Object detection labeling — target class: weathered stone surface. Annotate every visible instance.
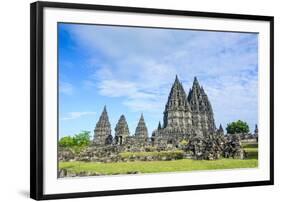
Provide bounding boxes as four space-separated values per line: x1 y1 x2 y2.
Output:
78 145 123 162
134 114 148 143
163 75 192 132
188 77 216 136
93 106 112 145
58 148 75 161
186 133 225 160
58 168 68 178
58 169 103 177
105 134 113 145
114 115 130 145
223 134 245 159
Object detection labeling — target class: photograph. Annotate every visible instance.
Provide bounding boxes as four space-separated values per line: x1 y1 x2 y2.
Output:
30 1 274 199
57 23 259 178
1 0 278 201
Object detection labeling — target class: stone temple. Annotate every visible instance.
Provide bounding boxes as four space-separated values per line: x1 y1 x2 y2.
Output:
152 76 216 146
93 106 112 145
93 76 221 148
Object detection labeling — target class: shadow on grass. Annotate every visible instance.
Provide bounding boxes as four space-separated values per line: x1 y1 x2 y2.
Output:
245 150 258 159
242 142 258 148
241 142 258 160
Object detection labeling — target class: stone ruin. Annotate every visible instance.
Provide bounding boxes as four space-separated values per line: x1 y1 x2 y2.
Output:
114 114 130 145
60 76 257 162
93 106 112 145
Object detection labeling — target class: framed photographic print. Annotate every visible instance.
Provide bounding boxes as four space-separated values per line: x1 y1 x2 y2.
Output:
30 1 274 200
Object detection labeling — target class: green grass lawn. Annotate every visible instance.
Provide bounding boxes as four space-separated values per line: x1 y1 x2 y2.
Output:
60 158 258 175
59 143 258 176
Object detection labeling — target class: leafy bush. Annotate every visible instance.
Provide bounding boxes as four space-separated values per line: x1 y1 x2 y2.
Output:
180 140 188 145
73 131 91 147
59 131 91 153
59 136 75 148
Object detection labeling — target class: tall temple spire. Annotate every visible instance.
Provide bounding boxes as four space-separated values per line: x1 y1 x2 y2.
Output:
188 77 201 111
188 77 216 136
166 75 186 110
93 105 112 145
101 105 108 119
163 75 191 129
135 113 148 139
140 113 144 121
97 106 109 126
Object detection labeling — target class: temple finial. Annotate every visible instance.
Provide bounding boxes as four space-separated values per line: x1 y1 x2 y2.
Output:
192 76 201 90
173 74 179 83
194 76 198 84
158 121 162 130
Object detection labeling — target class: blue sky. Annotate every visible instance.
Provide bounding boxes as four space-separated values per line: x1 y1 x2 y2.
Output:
58 23 258 138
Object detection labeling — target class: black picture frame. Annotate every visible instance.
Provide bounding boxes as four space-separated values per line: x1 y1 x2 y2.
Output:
30 1 274 200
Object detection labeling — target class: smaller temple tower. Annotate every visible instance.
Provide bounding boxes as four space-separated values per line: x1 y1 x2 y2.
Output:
93 106 112 145
134 114 148 142
157 121 162 130
217 124 224 136
254 124 258 136
114 115 130 145
254 124 258 141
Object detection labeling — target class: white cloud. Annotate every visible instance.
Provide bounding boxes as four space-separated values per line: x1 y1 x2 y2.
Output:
66 24 258 130
61 111 96 121
98 79 164 112
205 75 258 130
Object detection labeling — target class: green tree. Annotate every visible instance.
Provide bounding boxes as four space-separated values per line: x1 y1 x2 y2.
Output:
59 136 75 147
59 131 91 153
226 120 250 134
73 131 91 147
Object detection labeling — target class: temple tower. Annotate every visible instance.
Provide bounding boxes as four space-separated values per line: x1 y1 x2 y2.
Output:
163 75 192 132
114 114 130 145
93 106 112 145
217 124 224 136
254 124 258 138
188 77 216 136
135 114 148 141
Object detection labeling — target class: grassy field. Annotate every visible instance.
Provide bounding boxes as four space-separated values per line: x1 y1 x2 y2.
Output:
59 143 258 176
242 142 258 159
